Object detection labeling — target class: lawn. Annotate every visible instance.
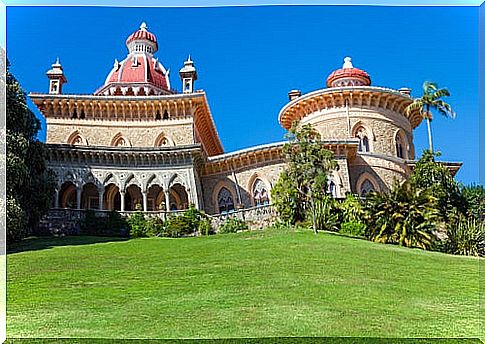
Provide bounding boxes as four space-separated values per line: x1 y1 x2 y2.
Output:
7 229 481 339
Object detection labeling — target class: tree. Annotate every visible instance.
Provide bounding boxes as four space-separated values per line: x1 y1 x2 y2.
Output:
405 81 455 153
410 150 465 222
7 59 56 241
273 123 337 234
364 181 439 250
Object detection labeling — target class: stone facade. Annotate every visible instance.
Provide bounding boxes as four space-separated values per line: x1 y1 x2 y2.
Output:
29 24 461 221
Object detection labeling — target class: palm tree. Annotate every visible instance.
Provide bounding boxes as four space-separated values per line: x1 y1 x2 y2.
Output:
405 81 455 153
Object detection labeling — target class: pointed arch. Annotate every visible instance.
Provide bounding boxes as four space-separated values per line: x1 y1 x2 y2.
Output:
111 132 131 147
67 130 88 146
212 180 237 214
352 121 374 153
247 173 272 207
356 172 380 196
154 132 175 147
394 129 408 159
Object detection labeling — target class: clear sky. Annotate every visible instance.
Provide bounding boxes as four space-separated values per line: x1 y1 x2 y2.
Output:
6 5 479 185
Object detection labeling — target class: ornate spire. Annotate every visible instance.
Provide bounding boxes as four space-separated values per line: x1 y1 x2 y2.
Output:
343 57 353 69
140 22 147 31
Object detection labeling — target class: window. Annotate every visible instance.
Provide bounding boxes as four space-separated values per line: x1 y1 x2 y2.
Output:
114 137 127 147
360 179 375 196
355 127 370 153
396 133 405 159
218 187 235 214
328 180 337 198
253 179 269 206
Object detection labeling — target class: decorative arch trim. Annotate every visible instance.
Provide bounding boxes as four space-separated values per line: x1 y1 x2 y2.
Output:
356 172 380 196
211 180 237 214
111 132 132 147
67 130 88 146
247 173 272 206
154 132 175 147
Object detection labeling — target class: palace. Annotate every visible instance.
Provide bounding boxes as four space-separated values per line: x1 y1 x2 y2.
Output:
30 23 461 216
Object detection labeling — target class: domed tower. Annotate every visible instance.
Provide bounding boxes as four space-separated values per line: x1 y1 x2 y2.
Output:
94 22 172 96
278 57 423 195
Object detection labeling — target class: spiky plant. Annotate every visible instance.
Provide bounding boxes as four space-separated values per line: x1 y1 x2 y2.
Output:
405 81 455 153
446 217 485 257
364 181 440 250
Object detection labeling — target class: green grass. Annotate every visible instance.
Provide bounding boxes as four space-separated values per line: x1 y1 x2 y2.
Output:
7 229 481 339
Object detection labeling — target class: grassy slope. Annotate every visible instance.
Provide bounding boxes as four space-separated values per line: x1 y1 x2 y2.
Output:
7 229 480 339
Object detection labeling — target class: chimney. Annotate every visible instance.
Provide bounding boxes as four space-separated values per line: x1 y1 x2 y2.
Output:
288 89 302 101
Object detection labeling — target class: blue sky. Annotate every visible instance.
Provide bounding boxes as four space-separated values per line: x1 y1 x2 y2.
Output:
6 5 479 184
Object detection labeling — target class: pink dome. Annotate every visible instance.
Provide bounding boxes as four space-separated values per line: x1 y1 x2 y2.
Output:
326 57 371 88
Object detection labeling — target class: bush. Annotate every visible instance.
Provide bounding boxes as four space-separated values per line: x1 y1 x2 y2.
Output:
340 221 366 237
218 217 248 234
78 210 129 237
445 217 485 257
127 210 148 238
310 196 339 232
198 218 215 236
145 216 165 237
339 193 365 223
7 196 27 242
163 215 194 238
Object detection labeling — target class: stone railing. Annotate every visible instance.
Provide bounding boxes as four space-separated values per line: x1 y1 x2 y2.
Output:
38 204 279 236
208 204 278 230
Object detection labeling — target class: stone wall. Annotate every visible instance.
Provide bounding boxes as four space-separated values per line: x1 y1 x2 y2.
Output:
46 118 195 147
201 160 286 214
300 107 415 159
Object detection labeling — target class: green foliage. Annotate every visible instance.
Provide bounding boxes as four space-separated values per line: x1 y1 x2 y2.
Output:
198 218 215 236
340 221 367 237
461 184 485 221
6 60 56 242
218 217 248 234
144 216 165 237
411 150 465 221
78 210 129 237
311 196 339 232
339 193 365 223
273 123 338 233
6 197 27 242
271 171 302 224
364 181 439 250
127 210 148 238
163 215 194 238
445 215 485 257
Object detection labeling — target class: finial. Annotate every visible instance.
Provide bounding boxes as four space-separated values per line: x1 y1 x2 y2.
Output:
55 57 60 65
140 22 147 31
343 57 353 69
113 58 119 69
187 54 192 62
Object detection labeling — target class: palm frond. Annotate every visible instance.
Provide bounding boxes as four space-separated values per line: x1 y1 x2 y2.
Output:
430 88 450 100
434 100 456 119
423 81 438 94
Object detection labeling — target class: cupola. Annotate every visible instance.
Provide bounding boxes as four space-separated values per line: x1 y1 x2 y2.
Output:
326 57 371 88
179 55 197 94
46 58 67 94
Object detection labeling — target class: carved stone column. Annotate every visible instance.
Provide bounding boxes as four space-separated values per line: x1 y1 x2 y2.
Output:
98 188 105 211
142 190 148 212
54 189 59 208
76 186 82 210
164 189 170 211
120 190 126 212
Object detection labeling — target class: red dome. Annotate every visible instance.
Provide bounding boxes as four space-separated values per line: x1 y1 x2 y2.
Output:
125 22 158 50
326 57 371 88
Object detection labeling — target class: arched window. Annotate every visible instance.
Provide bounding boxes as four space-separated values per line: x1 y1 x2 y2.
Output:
328 180 337 198
114 137 127 147
218 187 235 214
360 179 375 196
253 179 269 206
355 127 370 153
395 132 406 159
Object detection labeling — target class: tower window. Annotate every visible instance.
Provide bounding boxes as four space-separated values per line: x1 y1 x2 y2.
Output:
395 132 405 159
355 127 370 153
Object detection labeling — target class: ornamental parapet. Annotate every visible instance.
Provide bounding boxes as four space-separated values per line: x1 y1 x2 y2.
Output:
46 143 206 167
202 140 360 176
278 86 422 130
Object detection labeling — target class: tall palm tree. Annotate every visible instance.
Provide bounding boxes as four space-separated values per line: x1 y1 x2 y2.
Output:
405 81 455 153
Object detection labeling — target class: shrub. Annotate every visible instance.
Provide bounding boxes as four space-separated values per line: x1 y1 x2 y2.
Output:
127 210 148 238
145 216 165 237
363 181 439 250
105 211 129 236
339 193 365 223
163 215 194 238
7 196 27 242
310 196 339 232
445 217 485 257
198 218 215 236
218 217 248 234
340 221 366 237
